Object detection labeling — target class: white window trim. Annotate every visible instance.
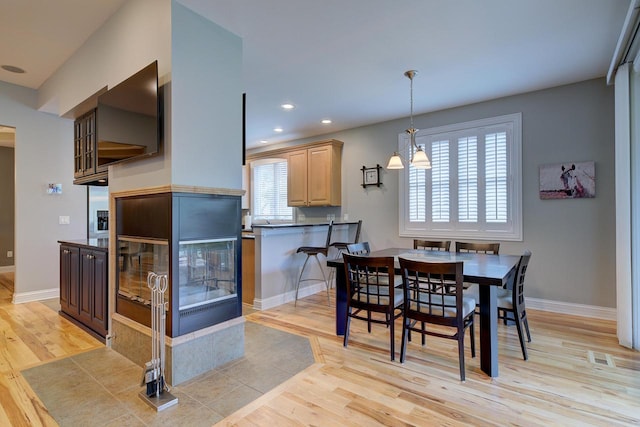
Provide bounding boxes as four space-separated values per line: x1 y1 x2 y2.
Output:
398 113 522 241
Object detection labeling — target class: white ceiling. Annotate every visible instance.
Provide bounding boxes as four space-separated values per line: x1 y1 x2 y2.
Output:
0 0 630 149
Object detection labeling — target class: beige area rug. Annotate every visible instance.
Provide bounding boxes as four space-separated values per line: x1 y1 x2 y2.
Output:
22 321 315 426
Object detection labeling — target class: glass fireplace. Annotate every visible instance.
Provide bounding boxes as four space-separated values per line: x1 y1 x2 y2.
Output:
178 238 237 310
118 236 169 305
115 191 242 337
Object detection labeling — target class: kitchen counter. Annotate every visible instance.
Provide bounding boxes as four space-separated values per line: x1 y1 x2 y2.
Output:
58 237 109 251
252 221 358 229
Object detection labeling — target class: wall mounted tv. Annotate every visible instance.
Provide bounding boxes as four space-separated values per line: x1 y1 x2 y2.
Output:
96 60 160 170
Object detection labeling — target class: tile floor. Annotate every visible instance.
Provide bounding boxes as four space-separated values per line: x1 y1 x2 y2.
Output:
22 320 314 426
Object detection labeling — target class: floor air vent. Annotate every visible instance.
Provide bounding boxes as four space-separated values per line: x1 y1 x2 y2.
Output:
587 350 615 367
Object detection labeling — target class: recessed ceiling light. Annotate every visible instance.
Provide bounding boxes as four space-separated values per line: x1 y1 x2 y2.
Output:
260 140 268 144
281 103 295 110
321 119 332 124
274 127 283 132
1 65 26 74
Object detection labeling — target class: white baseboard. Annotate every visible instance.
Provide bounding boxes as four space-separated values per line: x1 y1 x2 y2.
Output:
13 288 59 304
254 292 615 321
527 297 616 321
0 265 15 273
254 282 328 311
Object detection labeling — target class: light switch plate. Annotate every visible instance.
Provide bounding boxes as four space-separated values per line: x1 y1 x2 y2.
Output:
59 216 70 225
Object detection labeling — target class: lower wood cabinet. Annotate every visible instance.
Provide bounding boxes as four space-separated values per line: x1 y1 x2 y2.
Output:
60 243 108 339
241 237 255 305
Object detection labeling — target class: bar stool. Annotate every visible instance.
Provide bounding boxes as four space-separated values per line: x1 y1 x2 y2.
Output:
294 221 333 306
328 220 362 287
330 219 362 255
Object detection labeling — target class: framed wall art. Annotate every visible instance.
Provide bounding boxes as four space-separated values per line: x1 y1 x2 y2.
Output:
539 161 595 199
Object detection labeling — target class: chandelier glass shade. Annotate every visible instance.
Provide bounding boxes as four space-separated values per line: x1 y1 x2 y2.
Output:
386 70 431 170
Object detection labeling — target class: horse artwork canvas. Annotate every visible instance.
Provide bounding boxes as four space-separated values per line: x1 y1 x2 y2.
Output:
539 161 595 199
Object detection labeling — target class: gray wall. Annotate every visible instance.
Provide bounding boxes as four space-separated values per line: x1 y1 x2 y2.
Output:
0 80 87 296
0 147 14 267
250 78 615 308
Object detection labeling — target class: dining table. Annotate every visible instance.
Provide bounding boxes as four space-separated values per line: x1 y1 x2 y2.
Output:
326 247 521 378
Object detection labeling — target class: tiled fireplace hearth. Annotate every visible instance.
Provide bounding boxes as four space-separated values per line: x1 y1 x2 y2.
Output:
109 186 244 385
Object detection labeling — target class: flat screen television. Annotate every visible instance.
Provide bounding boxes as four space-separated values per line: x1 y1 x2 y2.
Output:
96 61 160 170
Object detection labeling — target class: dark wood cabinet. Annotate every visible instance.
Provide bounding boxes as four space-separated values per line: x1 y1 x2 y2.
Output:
59 242 108 340
74 110 96 178
73 109 107 185
60 245 80 316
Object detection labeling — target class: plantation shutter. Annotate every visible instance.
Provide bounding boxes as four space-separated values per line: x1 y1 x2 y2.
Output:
485 132 508 223
458 136 478 223
431 139 450 222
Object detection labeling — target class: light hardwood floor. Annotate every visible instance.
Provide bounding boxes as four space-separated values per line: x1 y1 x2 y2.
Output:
221 292 640 426
0 272 102 426
1 271 639 426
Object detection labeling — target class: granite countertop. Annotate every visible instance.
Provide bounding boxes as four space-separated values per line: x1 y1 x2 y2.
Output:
58 238 109 250
251 221 358 229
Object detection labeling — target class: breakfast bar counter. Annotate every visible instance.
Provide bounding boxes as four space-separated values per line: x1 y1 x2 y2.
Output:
248 221 359 310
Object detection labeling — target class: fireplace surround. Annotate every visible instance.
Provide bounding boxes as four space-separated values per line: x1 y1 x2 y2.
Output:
110 187 244 385
115 191 242 337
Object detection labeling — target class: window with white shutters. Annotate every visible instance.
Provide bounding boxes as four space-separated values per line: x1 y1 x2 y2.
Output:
251 159 293 222
398 113 522 241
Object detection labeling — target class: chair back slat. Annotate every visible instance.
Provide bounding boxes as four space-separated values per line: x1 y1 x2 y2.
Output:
413 239 451 251
455 241 500 255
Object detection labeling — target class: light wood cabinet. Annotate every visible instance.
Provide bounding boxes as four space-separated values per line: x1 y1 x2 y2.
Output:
241 237 255 305
287 140 343 206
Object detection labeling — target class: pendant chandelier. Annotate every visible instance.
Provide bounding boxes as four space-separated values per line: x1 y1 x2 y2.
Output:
387 70 431 170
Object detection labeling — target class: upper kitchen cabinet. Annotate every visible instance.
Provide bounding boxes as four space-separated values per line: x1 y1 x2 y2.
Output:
66 87 109 186
287 140 343 207
74 110 99 180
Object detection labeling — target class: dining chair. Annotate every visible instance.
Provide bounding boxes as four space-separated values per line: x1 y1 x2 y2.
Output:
413 239 451 251
398 257 476 381
345 241 370 255
455 241 500 254
342 253 403 360
498 250 532 360
456 241 500 293
294 221 333 306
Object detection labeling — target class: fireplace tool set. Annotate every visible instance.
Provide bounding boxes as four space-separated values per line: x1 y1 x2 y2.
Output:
139 271 178 410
